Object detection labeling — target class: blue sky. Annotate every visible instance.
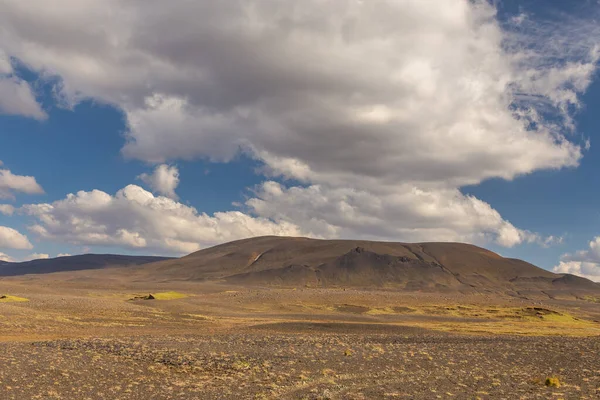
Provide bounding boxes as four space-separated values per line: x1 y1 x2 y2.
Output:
2 0 600 281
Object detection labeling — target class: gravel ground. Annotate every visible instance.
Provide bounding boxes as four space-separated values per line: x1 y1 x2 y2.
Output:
0 330 598 399
1 282 599 399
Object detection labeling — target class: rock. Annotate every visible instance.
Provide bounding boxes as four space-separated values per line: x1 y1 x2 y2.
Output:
129 294 155 301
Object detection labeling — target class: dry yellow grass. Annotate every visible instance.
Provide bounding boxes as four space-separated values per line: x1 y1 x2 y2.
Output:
152 291 188 300
0 295 29 303
545 377 561 388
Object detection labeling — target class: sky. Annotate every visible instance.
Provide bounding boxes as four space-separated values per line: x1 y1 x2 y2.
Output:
2 0 600 282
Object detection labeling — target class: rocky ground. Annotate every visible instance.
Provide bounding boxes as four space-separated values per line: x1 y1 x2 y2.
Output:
1 278 600 399
0 330 598 399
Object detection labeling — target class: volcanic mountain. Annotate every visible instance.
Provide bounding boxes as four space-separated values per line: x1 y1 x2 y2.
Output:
129 236 600 297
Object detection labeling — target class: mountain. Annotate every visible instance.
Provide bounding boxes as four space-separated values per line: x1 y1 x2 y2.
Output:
3 236 598 297
132 236 600 296
0 254 173 277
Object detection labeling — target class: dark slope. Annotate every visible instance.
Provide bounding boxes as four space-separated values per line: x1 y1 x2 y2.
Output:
0 254 173 277
134 236 600 296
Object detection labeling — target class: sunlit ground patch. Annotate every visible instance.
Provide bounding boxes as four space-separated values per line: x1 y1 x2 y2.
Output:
0 295 29 303
151 291 188 300
127 291 189 301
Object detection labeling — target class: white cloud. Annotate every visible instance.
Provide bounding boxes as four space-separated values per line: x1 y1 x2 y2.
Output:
0 226 33 250
0 252 15 262
138 164 180 200
553 261 600 283
56 253 71 257
21 184 308 254
542 235 565 247
25 253 49 261
0 204 15 215
0 252 14 262
553 237 600 282
1 1 599 247
247 181 543 247
0 163 45 200
561 236 600 264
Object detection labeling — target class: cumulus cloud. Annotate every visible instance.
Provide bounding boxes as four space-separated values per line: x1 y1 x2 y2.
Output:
560 236 600 264
0 204 15 215
1 1 599 247
247 181 539 247
21 185 308 254
0 163 45 200
0 226 33 250
25 253 49 261
553 261 600 283
138 164 180 200
553 237 600 282
0 252 15 262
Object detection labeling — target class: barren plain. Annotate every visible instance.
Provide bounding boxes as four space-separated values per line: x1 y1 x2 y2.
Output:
1 236 600 399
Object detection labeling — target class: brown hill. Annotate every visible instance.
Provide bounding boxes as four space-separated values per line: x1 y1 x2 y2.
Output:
133 236 600 296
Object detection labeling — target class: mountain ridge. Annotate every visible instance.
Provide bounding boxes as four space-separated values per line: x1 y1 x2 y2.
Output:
0 254 173 277
2 236 598 298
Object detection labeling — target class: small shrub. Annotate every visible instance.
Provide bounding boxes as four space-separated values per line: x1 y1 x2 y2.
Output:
545 377 561 388
232 360 251 370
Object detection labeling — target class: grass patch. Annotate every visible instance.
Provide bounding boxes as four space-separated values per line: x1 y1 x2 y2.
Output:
232 360 251 370
0 295 29 303
582 296 600 304
545 377 561 388
292 303 336 312
183 313 213 321
366 307 396 315
152 291 188 300
128 291 188 301
335 304 369 314
383 304 600 336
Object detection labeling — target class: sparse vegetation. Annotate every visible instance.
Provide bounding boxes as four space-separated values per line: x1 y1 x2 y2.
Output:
232 359 251 370
128 291 188 301
545 376 561 388
0 295 29 302
0 334 595 399
583 295 600 303
152 291 188 300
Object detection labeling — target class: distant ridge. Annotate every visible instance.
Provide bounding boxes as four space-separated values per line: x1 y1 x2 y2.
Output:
0 254 173 277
